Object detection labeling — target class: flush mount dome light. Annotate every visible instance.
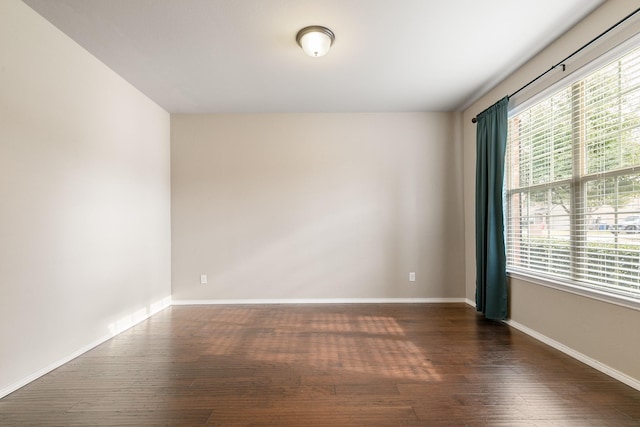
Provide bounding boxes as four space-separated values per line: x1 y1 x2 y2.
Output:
296 25 335 57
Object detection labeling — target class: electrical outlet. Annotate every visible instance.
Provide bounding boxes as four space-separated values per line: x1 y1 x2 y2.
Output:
200 274 208 285
409 272 416 282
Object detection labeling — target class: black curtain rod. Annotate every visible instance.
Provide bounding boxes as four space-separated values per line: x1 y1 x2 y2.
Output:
471 7 640 124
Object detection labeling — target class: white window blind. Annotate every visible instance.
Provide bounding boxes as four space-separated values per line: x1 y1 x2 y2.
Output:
506 42 640 302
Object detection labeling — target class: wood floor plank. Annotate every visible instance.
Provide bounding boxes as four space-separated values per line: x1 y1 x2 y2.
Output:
1 303 639 426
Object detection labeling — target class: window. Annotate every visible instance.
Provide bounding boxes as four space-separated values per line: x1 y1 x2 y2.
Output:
506 41 640 303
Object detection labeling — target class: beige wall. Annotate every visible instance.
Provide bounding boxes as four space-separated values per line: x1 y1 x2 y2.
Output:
171 113 464 301
510 278 640 381
0 0 171 396
462 1 640 383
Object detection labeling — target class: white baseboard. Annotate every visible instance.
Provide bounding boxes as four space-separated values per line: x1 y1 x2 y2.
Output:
0 296 172 400
465 298 476 307
171 298 467 305
505 319 640 392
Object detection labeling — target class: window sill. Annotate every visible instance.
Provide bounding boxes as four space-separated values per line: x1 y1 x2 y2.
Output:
507 269 640 312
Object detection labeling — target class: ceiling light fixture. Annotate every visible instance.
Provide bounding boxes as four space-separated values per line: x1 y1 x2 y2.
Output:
296 26 335 57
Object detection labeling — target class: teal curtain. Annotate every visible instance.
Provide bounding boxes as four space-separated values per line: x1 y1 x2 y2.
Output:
475 97 509 320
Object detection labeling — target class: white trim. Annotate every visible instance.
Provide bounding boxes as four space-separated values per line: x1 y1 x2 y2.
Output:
509 22 640 114
0 296 172 399
465 298 476 308
508 270 640 312
171 298 467 305
505 319 640 392
0 336 114 400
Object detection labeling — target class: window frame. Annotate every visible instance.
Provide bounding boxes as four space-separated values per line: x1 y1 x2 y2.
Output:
505 33 640 312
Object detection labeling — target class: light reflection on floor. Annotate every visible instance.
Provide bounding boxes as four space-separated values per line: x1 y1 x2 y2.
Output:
202 308 441 381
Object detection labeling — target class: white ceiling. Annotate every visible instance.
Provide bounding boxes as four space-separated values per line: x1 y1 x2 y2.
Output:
23 0 604 113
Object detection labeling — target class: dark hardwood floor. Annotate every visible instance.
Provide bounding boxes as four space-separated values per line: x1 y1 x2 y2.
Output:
1 303 639 426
